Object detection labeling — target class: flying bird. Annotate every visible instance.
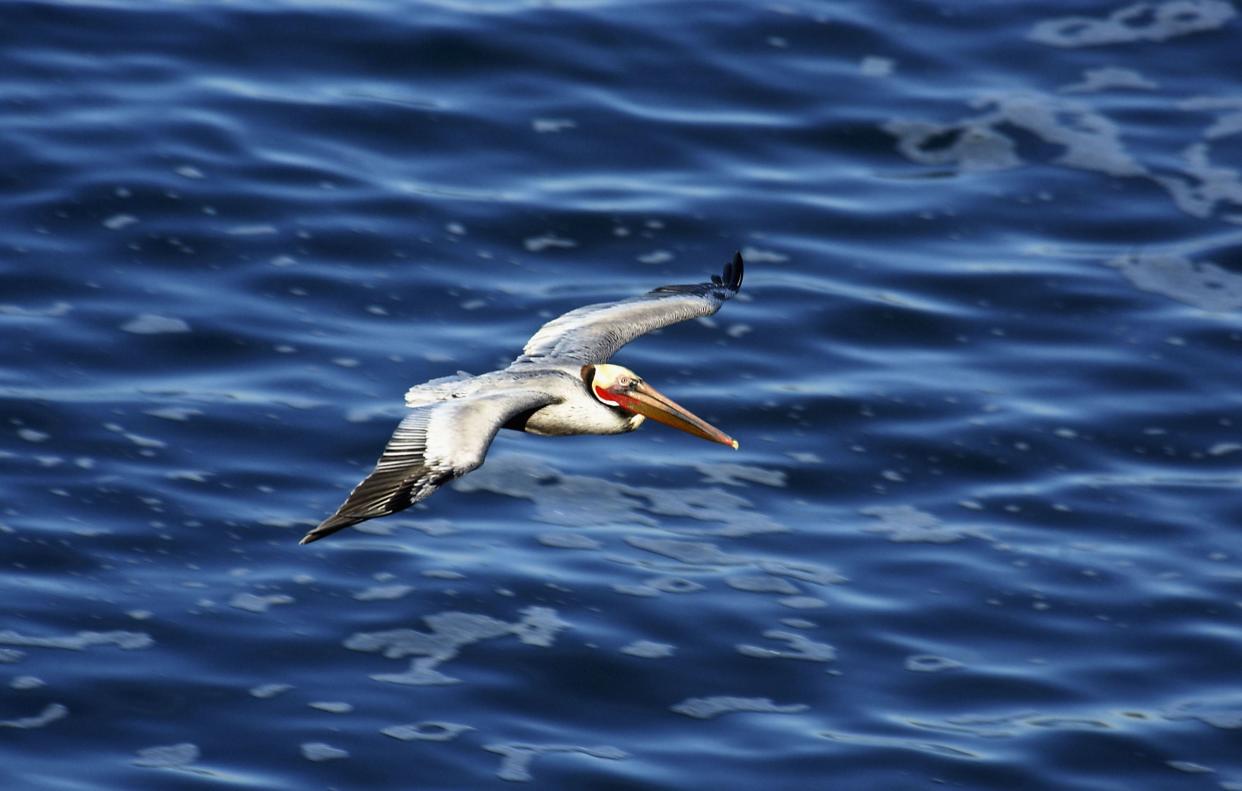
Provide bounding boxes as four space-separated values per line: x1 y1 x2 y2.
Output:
300 252 745 545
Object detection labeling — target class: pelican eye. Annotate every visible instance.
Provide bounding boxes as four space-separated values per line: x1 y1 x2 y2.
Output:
616 375 633 388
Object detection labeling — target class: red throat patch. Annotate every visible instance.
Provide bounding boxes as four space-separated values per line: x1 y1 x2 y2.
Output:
594 384 628 409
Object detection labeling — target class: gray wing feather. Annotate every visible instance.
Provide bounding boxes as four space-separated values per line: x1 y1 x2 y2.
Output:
516 252 744 365
301 389 557 544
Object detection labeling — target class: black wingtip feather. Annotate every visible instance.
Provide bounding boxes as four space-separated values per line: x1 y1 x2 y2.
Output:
299 515 359 544
723 251 743 292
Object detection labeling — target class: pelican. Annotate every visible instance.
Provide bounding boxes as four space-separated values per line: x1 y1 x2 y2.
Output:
300 252 745 545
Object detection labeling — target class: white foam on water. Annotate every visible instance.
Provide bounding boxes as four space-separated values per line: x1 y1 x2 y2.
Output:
621 537 843 603
143 407 203 422
103 214 138 230
354 518 457 537
725 575 799 595
989 93 1145 176
736 630 836 662
636 486 784 537
523 233 578 252
884 119 1020 172
248 683 293 699
861 505 986 543
1180 97 1242 139
1030 1 1235 47
0 301 72 317
483 743 627 783
10 675 45 689
133 743 199 768
1059 67 1158 94
166 470 211 483
1208 442 1242 457
1167 760 1214 774
121 314 191 335
619 640 676 658
123 431 165 449
536 532 603 549
456 454 783 536
860 56 895 77
637 249 673 264
225 224 278 236
1155 142 1242 220
887 92 1143 176
0 703 68 730
888 59 1242 224
1162 697 1242 729
778 596 828 609
300 742 349 762
909 85 1242 223
0 630 153 651
532 118 577 133
693 463 787 488
308 701 354 713
228 593 295 613
739 245 788 263
1108 251 1242 311
759 560 846 585
345 607 568 686
671 696 809 720
353 584 416 601
612 583 660 598
780 618 818 629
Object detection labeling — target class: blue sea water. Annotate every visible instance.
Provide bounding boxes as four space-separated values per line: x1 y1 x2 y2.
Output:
3 0 1242 788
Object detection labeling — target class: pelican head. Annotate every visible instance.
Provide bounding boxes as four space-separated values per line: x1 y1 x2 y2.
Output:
581 363 738 449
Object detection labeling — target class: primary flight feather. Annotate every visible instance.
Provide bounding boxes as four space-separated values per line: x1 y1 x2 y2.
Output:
301 252 745 545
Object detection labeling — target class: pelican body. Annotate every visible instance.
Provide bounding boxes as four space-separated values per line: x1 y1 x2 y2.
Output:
301 253 745 544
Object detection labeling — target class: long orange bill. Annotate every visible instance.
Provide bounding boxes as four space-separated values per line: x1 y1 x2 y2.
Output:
621 381 738 449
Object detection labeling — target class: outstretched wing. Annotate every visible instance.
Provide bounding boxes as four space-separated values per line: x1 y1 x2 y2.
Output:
516 252 744 365
301 389 557 544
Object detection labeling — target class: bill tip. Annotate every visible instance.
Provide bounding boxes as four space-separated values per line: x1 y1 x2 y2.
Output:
731 439 739 450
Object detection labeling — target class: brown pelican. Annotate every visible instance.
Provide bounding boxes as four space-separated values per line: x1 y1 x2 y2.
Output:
300 252 745 545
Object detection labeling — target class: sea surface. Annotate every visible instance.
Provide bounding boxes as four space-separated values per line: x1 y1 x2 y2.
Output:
3 1 1242 788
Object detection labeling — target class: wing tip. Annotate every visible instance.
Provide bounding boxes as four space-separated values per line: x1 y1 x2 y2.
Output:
298 514 358 545
724 250 743 292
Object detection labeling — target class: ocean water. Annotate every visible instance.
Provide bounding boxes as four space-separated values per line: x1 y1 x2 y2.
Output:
3 0 1242 788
